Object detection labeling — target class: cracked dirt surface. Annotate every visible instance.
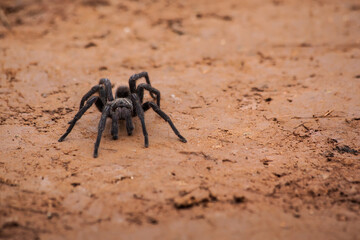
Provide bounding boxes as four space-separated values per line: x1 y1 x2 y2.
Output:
0 0 359 239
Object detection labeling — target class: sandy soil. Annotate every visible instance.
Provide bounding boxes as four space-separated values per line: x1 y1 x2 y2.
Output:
0 0 359 239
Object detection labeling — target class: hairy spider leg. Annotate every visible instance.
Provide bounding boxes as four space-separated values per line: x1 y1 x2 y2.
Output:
142 101 187 143
93 105 110 158
58 96 99 142
124 108 134 136
79 79 113 110
137 83 161 107
99 78 114 102
69 87 105 125
79 85 101 109
131 94 149 147
79 85 107 110
110 108 120 140
129 71 156 99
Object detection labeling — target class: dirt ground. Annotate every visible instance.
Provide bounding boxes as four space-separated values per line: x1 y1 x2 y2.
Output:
0 0 359 239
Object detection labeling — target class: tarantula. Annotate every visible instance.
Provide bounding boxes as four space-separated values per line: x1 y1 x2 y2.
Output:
58 72 187 158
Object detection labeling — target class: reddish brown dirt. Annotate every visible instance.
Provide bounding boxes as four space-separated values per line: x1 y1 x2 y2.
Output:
1 0 360 239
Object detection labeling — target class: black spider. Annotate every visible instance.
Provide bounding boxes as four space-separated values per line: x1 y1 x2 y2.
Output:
58 72 187 158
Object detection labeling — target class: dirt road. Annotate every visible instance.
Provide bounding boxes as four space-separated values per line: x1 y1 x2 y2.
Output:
0 0 359 239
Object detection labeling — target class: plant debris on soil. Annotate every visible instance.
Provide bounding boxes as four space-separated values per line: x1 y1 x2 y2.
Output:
0 0 359 239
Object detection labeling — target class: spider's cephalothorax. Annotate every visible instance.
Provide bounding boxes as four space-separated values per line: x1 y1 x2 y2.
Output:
58 72 187 158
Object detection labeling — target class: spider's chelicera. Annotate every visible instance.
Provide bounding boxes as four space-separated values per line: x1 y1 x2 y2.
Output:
58 72 187 158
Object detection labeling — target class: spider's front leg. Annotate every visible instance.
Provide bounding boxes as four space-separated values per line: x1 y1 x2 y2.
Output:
79 85 104 110
93 105 110 158
79 78 114 110
99 78 114 102
58 96 99 142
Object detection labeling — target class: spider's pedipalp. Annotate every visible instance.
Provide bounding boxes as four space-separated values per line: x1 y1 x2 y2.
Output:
111 108 120 140
124 108 134 136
